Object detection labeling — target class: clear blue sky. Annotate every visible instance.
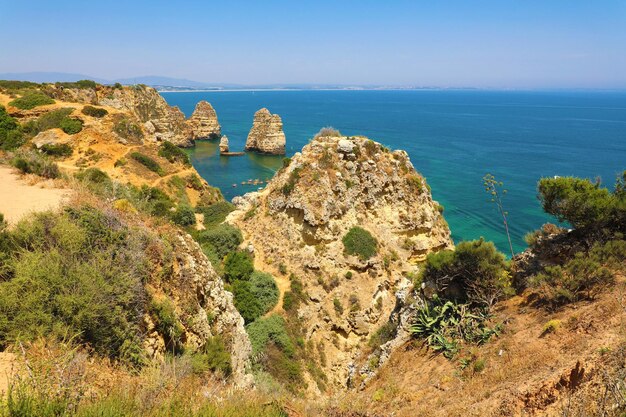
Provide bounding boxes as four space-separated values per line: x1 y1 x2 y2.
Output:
1 0 625 88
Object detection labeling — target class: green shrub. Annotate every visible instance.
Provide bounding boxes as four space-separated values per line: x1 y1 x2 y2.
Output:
232 280 264 324
283 274 305 312
132 185 174 217
333 298 344 315
246 314 295 356
195 223 242 260
420 239 511 308
114 118 143 140
0 80 40 91
55 80 98 89
537 174 625 231
0 105 25 150
59 117 83 134
343 226 378 260
11 151 60 179
150 298 184 352
158 141 190 166
250 272 279 314
75 167 110 185
530 241 619 308
22 108 74 137
0 207 150 366
223 251 254 283
40 143 73 157
196 201 235 229
170 204 196 227
9 91 54 109
130 152 164 176
81 105 108 118
190 336 232 377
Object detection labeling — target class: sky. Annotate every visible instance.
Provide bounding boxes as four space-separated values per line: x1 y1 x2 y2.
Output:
1 0 626 88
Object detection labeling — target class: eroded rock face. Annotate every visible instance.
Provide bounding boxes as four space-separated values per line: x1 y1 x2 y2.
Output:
98 85 194 147
244 108 286 154
219 135 230 154
145 231 253 387
230 134 452 389
188 101 221 139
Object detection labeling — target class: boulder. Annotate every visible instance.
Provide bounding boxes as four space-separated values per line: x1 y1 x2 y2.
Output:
188 101 221 139
219 135 230 154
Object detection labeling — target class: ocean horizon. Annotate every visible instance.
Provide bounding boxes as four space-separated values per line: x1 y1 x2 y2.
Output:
161 89 626 255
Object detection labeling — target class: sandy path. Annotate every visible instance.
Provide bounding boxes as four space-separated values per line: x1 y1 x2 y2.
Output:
0 166 70 226
0 352 16 396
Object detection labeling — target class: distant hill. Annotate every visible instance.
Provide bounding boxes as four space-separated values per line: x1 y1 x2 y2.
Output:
0 71 110 84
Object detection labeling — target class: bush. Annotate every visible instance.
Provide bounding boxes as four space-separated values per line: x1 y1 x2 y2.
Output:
250 272 279 314
529 241 619 308
40 143 73 157
368 322 397 348
11 151 60 179
343 226 378 260
0 105 24 150
537 174 623 230
9 91 54 109
420 239 511 308
195 223 242 259
55 80 98 89
232 280 264 324
197 201 235 229
114 118 143 141
314 126 341 139
75 167 110 185
158 141 190 166
59 117 83 134
132 185 174 217
0 207 150 365
223 251 254 283
81 105 108 118
22 108 74 137
170 204 196 227
282 274 305 312
281 167 301 195
150 298 184 352
190 336 232 377
130 152 165 176
246 314 295 356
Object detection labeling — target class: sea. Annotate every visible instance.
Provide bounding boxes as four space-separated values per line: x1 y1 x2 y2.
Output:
161 90 626 255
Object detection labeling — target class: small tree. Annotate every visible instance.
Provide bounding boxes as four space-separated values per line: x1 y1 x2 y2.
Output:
483 174 514 258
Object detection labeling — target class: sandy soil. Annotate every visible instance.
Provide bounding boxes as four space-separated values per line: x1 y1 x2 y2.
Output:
0 166 70 226
0 352 15 396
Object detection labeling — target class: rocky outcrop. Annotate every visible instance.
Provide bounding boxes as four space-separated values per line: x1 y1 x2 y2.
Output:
31 129 70 149
244 108 286 154
219 135 230 154
229 134 452 388
146 231 253 387
188 101 221 139
98 85 194 147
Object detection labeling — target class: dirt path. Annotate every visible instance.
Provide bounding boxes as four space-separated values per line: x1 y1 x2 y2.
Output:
0 166 70 226
0 352 16 396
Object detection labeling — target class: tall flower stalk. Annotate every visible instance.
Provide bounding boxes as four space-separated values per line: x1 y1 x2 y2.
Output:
483 174 514 258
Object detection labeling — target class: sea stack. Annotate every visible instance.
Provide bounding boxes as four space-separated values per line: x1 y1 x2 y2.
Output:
244 108 286 155
188 101 221 139
219 135 230 154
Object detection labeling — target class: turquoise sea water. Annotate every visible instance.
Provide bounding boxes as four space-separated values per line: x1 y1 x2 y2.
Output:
161 90 626 254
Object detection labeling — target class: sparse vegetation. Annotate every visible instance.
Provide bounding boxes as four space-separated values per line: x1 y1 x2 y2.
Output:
196 201 235 229
130 152 165 176
343 226 378 260
314 126 341 139
40 143 73 157
158 140 191 166
114 118 144 140
281 167 302 195
11 150 60 179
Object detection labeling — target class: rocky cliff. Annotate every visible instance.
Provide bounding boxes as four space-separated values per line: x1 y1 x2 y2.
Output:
145 230 253 387
244 108 286 154
219 135 230 154
229 134 452 388
188 101 221 140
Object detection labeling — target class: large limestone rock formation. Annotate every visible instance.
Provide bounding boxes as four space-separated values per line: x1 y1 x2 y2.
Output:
98 85 194 147
229 134 452 389
244 108 286 154
188 101 221 139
